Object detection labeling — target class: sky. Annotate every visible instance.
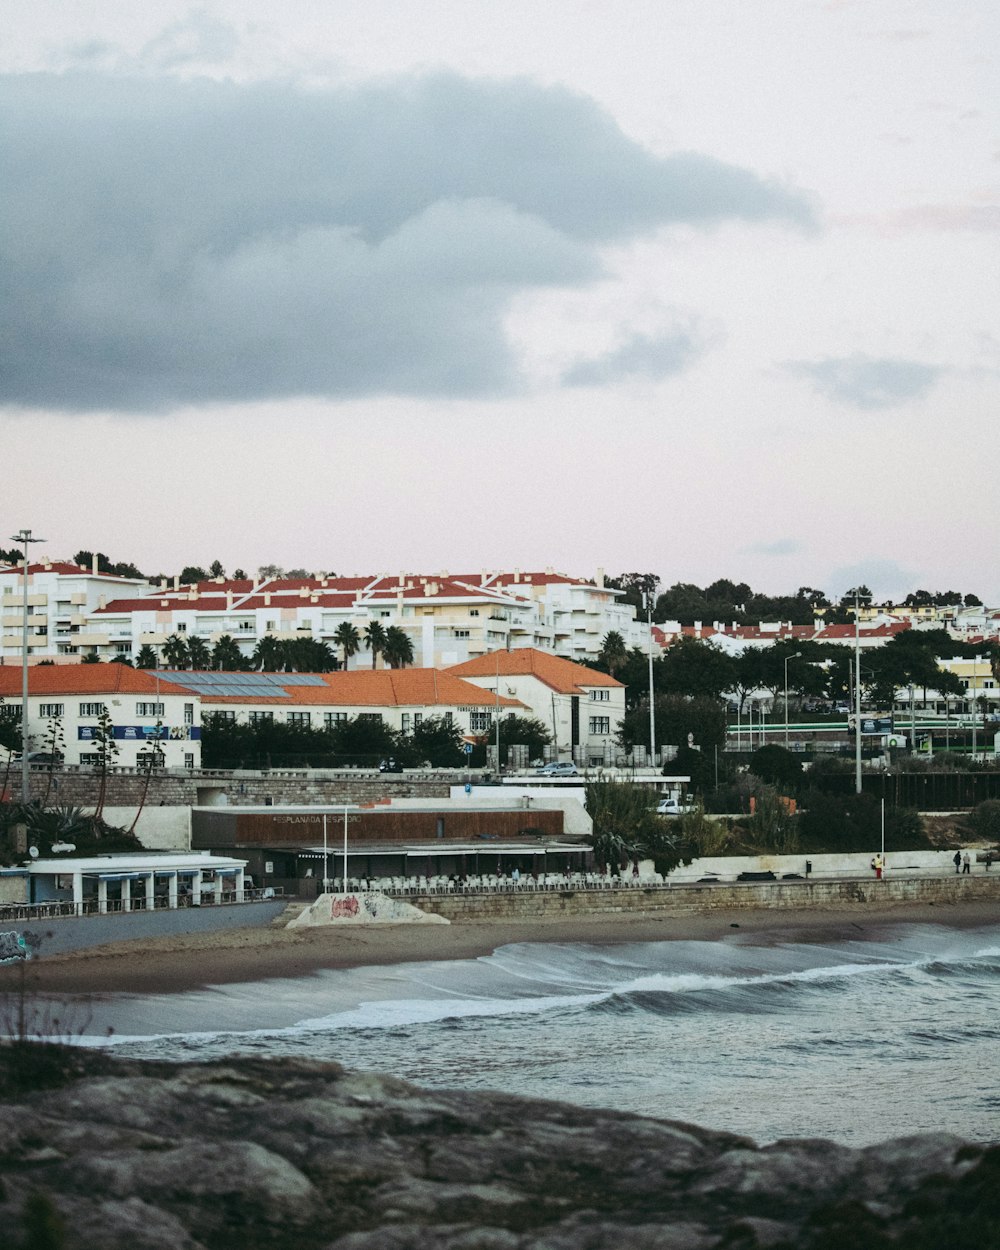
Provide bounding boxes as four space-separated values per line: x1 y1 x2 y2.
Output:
3 1 998 603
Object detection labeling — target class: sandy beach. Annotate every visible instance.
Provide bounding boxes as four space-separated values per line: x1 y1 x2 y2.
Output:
2 896 997 998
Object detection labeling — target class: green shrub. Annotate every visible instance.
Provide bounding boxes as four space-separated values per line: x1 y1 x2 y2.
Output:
966 800 1000 842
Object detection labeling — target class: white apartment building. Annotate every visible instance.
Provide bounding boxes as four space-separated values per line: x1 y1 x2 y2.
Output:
448 648 626 767
75 569 645 667
0 558 147 664
0 664 201 770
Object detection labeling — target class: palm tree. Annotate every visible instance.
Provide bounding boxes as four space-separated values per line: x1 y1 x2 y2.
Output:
186 636 211 670
383 625 415 669
334 622 361 671
252 635 285 671
364 620 387 669
161 634 189 669
212 634 246 671
135 644 158 669
598 630 628 677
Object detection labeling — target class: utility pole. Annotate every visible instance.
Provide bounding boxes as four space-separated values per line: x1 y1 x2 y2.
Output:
854 590 862 795
644 592 656 770
11 529 45 805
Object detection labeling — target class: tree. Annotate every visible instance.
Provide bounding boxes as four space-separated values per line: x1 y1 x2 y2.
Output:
179 566 207 584
252 635 284 671
38 716 65 807
92 709 120 821
109 654 134 666
364 620 387 669
383 625 414 668
617 694 727 754
162 634 189 669
584 778 685 877
233 568 247 580
605 572 660 614
597 630 629 677
81 653 102 664
408 716 466 766
258 564 284 580
135 644 158 669
211 635 246 671
73 550 144 578
208 559 225 578
281 636 338 672
334 622 361 671
186 636 212 670
659 637 737 700
329 715 401 765
748 744 804 791
477 715 551 767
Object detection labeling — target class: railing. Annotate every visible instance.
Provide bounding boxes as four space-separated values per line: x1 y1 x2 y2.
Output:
0 887 284 924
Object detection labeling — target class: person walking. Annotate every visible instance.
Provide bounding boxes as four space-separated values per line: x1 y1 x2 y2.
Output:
873 853 884 881
953 850 962 874
962 851 971 875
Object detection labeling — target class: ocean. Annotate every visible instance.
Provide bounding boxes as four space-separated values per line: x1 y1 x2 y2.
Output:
76 921 1000 1147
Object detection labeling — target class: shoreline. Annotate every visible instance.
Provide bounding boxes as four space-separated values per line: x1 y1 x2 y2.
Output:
2 896 997 998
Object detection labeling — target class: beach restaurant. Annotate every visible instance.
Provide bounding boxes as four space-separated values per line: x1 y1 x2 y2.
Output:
0 851 249 914
191 803 589 894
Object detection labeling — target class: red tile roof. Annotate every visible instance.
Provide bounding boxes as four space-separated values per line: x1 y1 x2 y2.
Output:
0 665 190 697
447 648 621 694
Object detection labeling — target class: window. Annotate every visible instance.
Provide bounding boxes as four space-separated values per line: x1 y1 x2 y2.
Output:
324 712 348 727
470 710 492 734
39 703 64 718
454 629 470 638
401 713 411 732
589 689 610 702
117 642 132 654
176 623 187 632
589 717 611 735
79 702 106 717
249 711 273 724
358 712 383 722
78 753 101 766
469 609 480 617
184 752 194 769
288 711 311 726
413 713 423 727
238 620 254 631
443 712 453 726
211 710 236 723
183 703 194 725
380 610 391 618
136 702 165 717
0 703 21 720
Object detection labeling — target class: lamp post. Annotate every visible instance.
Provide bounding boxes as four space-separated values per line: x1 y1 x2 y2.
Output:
644 592 656 769
853 591 863 795
11 529 45 805
783 651 801 750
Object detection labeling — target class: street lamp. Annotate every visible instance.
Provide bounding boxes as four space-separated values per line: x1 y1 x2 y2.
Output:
643 592 656 769
783 652 801 750
10 529 45 805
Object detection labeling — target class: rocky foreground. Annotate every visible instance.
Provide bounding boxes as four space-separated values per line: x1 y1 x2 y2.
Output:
0 1050 997 1250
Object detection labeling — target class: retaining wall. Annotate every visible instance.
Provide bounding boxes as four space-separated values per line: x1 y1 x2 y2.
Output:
413 874 1000 921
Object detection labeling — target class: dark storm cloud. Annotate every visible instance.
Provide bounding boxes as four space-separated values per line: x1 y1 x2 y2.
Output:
785 354 943 409
1 71 811 411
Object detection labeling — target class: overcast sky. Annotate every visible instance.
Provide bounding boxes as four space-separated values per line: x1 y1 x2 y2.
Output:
4 1 998 602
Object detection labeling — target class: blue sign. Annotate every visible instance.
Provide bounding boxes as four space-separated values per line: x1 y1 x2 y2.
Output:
464 743 474 755
78 724 200 741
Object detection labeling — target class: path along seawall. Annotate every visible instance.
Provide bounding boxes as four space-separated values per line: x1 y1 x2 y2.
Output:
410 873 1000 921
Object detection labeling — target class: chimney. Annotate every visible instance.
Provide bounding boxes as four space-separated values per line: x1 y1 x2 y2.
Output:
694 620 702 638
173 576 180 591
92 554 99 576
596 567 605 588
226 590 234 610
98 594 106 609
513 569 520 583
160 577 167 590
264 593 271 606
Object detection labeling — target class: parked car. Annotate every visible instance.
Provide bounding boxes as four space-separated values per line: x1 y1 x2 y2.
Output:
535 762 579 776
657 796 697 816
12 751 65 766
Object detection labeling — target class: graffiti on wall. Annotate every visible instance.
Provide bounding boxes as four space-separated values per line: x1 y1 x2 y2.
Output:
331 895 360 919
0 930 29 963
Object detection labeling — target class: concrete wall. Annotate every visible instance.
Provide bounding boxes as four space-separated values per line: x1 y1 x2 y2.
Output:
101 806 191 851
444 788 591 836
415 874 1000 921
6 899 289 958
667 848 976 884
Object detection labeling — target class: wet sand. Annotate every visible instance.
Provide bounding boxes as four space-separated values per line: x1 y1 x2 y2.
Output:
2 897 997 998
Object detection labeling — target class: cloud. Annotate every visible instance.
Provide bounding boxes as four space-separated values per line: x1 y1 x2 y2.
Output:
0 71 811 412
740 539 802 557
784 354 943 409
562 329 701 386
827 560 919 603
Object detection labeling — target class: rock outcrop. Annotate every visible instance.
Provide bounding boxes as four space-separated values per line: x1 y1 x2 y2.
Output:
0 1051 997 1249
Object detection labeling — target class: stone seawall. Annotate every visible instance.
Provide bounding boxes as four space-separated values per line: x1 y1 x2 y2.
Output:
17 770 453 809
414 873 1000 921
